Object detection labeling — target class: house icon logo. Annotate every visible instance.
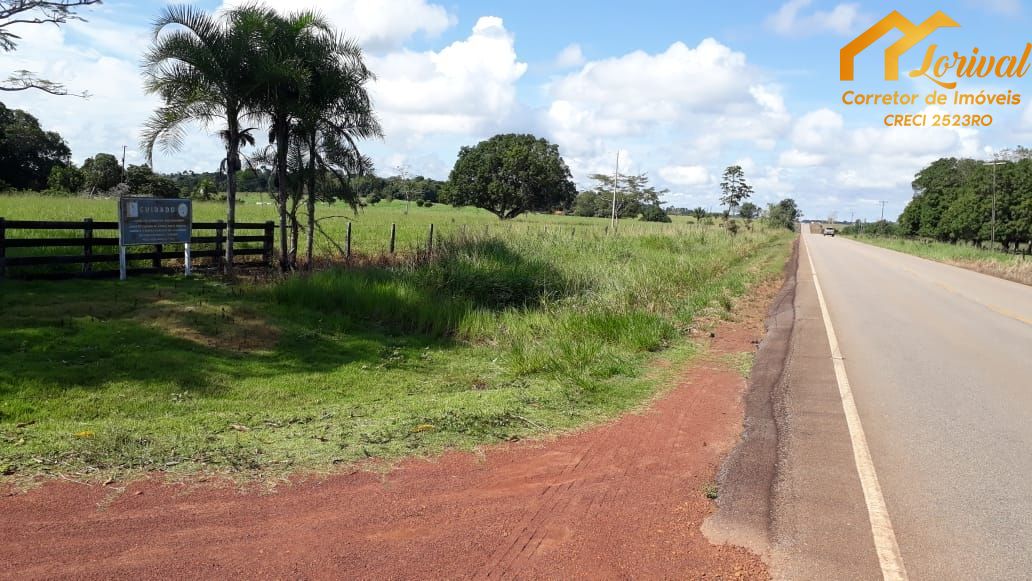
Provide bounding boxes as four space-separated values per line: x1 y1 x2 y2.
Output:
840 11 959 82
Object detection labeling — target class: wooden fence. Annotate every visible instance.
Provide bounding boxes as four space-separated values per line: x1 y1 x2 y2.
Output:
0 218 274 280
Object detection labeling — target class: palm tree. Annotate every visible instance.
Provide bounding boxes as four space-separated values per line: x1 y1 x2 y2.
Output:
249 10 335 272
217 126 257 196
251 117 376 269
294 32 382 269
141 4 270 272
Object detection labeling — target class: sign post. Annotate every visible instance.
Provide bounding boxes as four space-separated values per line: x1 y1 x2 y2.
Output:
117 198 193 280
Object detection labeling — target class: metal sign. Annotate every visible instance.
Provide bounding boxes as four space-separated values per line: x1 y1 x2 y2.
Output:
117 198 193 280
118 198 192 246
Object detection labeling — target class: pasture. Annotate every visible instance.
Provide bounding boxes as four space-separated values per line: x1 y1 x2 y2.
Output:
0 195 792 482
0 194 692 261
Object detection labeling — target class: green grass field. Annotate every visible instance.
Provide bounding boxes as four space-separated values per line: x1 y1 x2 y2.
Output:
846 235 1031 286
0 193 704 260
0 194 792 483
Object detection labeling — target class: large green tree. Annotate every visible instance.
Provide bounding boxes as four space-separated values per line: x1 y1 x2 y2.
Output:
142 4 271 272
738 201 760 220
590 172 668 220
47 163 83 193
448 134 576 220
81 152 120 191
766 198 801 231
899 152 1032 250
0 102 70 189
939 190 989 244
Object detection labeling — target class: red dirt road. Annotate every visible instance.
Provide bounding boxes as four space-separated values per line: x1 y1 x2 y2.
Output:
1 295 775 580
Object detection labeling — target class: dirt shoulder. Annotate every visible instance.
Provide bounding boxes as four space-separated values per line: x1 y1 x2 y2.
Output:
0 277 789 580
703 238 798 559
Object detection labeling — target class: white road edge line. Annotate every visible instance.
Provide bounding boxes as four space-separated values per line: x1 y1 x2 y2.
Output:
804 235 909 581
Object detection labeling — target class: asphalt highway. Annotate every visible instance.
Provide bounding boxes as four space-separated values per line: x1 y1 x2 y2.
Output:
777 232 1032 580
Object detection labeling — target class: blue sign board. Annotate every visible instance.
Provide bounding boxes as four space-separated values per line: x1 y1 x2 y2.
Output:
118 198 192 246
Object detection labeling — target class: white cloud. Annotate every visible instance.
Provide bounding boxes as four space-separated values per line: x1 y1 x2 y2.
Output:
550 39 753 119
791 108 845 150
368 16 528 139
218 0 455 52
774 105 983 217
543 38 790 165
767 0 864 37
555 43 586 68
659 165 712 186
779 149 826 167
735 157 757 174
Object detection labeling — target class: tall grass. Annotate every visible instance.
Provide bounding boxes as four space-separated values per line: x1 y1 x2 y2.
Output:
273 226 783 391
0 193 792 481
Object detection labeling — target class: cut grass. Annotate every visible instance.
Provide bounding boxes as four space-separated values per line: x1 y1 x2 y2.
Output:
846 235 1032 286
0 198 792 484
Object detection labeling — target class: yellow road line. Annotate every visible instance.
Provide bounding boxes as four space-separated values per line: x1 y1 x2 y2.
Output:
849 240 1031 327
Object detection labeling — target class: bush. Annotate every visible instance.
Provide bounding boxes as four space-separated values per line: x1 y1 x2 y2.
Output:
423 201 434 208
640 205 671 223
47 165 84 194
415 199 425 207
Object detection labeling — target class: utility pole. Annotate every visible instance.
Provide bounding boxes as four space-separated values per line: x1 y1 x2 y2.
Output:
121 145 127 180
991 158 998 250
879 200 887 221
983 157 1005 250
610 150 620 232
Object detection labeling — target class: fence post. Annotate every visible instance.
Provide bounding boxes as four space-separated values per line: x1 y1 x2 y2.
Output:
214 220 225 270
389 223 397 254
263 221 274 268
427 223 434 257
345 222 352 260
0 217 6 280
83 218 93 275
153 244 163 270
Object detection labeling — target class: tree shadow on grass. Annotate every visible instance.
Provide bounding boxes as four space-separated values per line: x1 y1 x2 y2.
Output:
271 237 578 338
0 237 572 401
0 280 416 398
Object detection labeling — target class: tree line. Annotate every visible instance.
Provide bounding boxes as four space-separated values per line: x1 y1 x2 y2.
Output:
573 173 672 222
897 150 1032 251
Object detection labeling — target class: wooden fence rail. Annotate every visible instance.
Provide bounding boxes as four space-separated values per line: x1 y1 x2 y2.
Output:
0 218 274 280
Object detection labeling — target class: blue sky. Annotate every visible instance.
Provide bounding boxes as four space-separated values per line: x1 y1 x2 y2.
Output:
4 0 1031 220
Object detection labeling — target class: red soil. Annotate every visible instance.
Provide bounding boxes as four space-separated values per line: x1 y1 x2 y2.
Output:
0 291 775 580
